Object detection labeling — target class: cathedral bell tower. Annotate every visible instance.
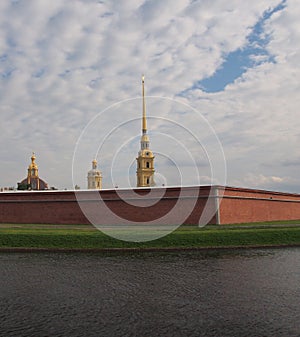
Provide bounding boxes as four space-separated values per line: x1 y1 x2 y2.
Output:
27 152 40 190
136 75 155 187
87 159 102 189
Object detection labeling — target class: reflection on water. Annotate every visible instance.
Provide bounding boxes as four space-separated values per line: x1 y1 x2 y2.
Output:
0 248 299 337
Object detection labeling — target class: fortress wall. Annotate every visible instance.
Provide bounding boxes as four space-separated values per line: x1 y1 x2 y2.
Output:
219 186 300 224
221 186 300 201
0 191 88 225
1 185 299 226
0 186 217 226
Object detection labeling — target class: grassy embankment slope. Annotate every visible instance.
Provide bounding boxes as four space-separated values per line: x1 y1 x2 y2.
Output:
0 221 300 250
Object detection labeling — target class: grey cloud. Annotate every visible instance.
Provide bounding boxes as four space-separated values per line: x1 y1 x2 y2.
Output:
0 0 299 192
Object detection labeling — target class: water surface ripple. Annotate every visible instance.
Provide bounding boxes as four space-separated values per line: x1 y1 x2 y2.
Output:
0 248 299 337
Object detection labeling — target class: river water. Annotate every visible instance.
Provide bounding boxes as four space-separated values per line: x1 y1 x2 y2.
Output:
0 248 299 337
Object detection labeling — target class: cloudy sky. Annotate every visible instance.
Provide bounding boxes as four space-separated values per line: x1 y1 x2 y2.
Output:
1 0 299 192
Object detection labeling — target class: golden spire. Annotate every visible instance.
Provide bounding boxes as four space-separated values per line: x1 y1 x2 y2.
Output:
137 75 155 187
142 74 147 134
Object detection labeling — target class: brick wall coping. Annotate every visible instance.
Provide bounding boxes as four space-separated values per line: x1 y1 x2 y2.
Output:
1 185 299 200
218 185 300 198
220 195 300 203
0 185 213 194
0 185 216 203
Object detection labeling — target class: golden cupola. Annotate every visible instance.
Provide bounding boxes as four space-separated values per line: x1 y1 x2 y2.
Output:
17 153 48 190
28 152 39 178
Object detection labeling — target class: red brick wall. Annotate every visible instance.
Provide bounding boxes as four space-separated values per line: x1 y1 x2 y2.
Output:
2 186 299 226
0 191 88 225
221 186 300 201
0 186 217 226
219 186 300 224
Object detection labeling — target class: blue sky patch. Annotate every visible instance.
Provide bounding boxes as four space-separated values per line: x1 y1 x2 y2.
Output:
197 1 287 93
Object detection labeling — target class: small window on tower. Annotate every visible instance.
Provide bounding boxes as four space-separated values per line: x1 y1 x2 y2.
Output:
146 178 149 185
146 162 150 168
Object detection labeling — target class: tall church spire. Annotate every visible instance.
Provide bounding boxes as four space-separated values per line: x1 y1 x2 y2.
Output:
136 75 155 187
142 74 147 134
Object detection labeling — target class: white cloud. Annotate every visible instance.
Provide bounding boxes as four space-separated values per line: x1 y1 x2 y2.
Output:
0 0 299 193
244 173 285 186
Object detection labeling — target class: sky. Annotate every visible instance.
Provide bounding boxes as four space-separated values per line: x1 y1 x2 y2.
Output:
1 0 300 192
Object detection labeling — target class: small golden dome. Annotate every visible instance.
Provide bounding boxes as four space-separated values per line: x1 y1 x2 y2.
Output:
28 152 38 170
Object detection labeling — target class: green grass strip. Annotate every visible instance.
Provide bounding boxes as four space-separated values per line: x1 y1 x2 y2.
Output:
0 226 300 249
